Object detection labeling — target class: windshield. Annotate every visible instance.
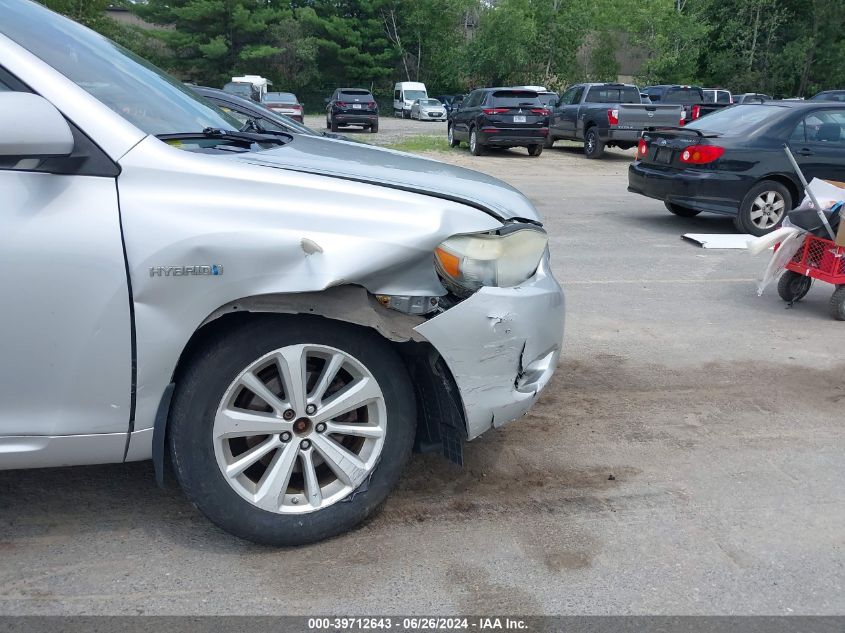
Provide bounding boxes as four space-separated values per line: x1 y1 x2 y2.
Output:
265 92 297 103
404 90 427 101
0 0 242 136
685 104 781 135
664 88 704 104
490 91 540 107
811 91 845 102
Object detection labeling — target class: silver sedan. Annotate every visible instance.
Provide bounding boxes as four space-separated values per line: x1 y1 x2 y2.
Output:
411 98 447 121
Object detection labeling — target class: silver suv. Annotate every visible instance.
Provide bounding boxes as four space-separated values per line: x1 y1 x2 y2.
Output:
0 0 564 545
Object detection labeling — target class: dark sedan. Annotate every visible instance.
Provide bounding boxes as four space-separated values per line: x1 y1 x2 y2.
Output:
448 88 549 156
628 102 845 235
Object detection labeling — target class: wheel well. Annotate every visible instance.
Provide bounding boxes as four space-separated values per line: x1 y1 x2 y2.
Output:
759 174 800 206
154 307 467 485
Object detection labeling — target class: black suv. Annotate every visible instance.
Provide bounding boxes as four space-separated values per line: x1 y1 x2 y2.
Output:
325 88 379 133
447 88 549 156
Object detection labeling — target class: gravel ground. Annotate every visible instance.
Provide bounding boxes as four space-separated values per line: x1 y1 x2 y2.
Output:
1 117 843 616
305 113 447 145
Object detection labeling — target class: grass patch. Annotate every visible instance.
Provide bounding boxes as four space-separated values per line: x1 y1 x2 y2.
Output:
383 135 451 153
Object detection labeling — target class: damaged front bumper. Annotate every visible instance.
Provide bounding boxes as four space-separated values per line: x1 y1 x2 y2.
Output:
414 255 564 441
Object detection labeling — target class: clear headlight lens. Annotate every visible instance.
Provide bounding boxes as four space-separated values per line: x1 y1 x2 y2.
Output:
434 226 548 296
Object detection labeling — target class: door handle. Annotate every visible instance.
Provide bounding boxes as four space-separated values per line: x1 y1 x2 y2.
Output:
796 148 814 156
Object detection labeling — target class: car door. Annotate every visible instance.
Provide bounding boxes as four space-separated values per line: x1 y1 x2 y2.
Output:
454 90 480 139
550 86 575 137
0 72 132 444
559 86 585 138
790 108 845 183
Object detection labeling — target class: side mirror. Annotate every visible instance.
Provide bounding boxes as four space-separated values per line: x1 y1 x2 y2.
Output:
548 97 559 108
324 97 330 104
0 93 74 160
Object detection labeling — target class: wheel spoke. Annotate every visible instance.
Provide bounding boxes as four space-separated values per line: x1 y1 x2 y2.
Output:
749 208 764 220
766 191 775 204
312 376 382 424
225 436 279 478
252 441 299 511
215 408 289 439
309 352 346 406
310 433 368 488
325 421 384 439
300 449 323 508
772 199 785 211
239 372 287 414
274 346 308 414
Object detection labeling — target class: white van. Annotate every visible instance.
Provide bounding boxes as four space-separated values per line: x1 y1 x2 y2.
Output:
393 81 428 118
232 74 271 101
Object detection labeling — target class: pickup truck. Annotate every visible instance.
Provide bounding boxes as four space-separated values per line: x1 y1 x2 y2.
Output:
643 84 731 124
546 82 683 158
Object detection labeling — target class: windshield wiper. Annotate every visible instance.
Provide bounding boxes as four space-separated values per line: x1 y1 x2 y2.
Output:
157 127 292 146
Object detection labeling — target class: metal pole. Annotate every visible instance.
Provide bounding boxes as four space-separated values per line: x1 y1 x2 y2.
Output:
783 144 836 239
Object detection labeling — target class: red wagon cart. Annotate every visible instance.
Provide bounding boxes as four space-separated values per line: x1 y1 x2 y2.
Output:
777 234 845 320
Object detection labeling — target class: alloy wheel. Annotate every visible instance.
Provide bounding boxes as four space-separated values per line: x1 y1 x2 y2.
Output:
212 344 387 515
749 190 785 230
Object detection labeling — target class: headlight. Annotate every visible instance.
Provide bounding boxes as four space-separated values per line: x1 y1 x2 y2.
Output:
434 226 548 296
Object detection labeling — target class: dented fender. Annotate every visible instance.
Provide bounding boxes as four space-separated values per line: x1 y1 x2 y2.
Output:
414 256 564 440
116 136 503 439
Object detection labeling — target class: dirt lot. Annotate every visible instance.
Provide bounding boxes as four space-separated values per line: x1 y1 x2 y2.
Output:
1 117 843 615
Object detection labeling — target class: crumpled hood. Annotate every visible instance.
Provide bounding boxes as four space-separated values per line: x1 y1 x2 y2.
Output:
233 134 541 223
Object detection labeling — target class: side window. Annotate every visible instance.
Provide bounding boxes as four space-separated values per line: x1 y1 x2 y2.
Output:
559 87 577 105
806 110 845 144
394 90 400 100
789 118 806 142
465 91 481 108
572 86 585 104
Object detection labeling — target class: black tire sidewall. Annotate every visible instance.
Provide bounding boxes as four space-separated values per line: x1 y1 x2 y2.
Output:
664 201 702 217
584 127 603 158
470 128 483 155
830 287 845 320
168 316 415 546
737 181 791 236
778 271 811 302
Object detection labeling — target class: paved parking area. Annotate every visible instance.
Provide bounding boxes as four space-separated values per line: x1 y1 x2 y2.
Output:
1 118 843 615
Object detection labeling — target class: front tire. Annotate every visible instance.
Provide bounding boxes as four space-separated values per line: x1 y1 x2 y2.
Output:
370 122 379 133
734 180 791 236
168 316 416 546
584 127 604 159
777 271 812 303
665 202 702 217
469 127 484 156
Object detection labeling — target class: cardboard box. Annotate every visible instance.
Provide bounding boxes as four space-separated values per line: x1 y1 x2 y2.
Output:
822 180 845 247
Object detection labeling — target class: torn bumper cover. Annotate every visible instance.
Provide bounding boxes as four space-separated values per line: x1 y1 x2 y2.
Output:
414 255 564 441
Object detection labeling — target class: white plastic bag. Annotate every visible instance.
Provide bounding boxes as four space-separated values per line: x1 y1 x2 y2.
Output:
757 229 806 296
